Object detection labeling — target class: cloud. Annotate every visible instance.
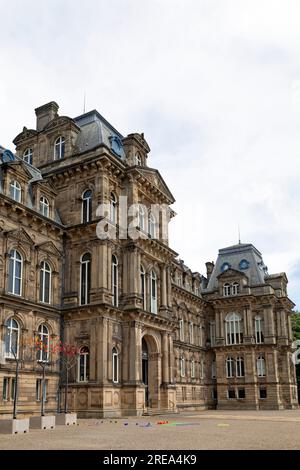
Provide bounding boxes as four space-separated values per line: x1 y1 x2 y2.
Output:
0 0 299 307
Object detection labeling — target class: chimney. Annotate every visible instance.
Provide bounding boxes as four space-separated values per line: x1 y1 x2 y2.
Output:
35 101 59 131
205 261 215 281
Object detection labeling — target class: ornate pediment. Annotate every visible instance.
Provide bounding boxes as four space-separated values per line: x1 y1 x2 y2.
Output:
13 127 38 145
43 116 79 132
217 268 248 280
6 227 35 245
135 168 175 203
35 241 62 257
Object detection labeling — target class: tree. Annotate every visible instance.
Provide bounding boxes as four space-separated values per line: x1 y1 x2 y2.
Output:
292 311 300 341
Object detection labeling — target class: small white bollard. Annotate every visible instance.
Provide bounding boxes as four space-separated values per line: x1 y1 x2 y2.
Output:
29 415 56 430
0 418 30 434
55 413 77 426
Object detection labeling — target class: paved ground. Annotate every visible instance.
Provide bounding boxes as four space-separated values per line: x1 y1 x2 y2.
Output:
1 410 300 450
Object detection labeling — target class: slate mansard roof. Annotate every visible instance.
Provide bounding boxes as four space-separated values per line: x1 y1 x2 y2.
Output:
206 242 269 292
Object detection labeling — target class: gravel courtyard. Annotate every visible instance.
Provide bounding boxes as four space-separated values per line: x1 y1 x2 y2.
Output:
1 409 300 450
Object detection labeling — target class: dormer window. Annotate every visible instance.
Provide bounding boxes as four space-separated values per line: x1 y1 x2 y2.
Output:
54 136 65 160
39 196 50 217
10 180 21 203
223 283 231 296
232 282 240 295
23 148 33 165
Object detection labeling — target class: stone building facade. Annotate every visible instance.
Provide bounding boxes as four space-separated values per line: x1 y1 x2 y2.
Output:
0 101 298 418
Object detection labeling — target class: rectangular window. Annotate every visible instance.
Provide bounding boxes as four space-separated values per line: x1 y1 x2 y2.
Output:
189 322 194 344
238 388 246 399
179 319 184 342
2 378 9 401
228 388 236 399
211 360 216 379
191 360 195 378
200 360 204 379
259 388 267 399
198 326 203 347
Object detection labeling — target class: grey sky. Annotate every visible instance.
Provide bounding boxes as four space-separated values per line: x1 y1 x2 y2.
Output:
0 0 299 308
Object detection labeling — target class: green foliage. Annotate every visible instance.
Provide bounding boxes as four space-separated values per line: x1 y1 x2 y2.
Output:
292 311 300 341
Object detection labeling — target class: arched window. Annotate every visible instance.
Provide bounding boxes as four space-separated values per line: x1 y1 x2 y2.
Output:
200 360 205 379
8 249 22 296
135 153 142 166
180 356 185 378
110 193 117 224
37 324 50 362
236 356 245 377
10 180 21 203
226 313 243 345
23 148 33 165
149 213 156 238
257 355 266 377
255 315 264 344
5 318 20 359
179 319 184 341
232 282 240 295
54 136 65 160
138 205 146 231
39 261 51 304
39 196 49 217
189 322 194 344
112 347 119 383
191 359 195 378
82 190 92 223
112 255 119 307
150 270 157 314
78 346 90 382
140 265 146 310
226 357 235 378
223 283 231 296
80 253 91 305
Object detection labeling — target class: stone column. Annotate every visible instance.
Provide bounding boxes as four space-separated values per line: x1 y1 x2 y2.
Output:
162 332 169 384
168 335 174 383
129 321 142 382
97 317 108 383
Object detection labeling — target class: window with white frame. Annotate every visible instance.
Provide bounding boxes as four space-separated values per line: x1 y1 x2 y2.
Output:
189 321 194 344
223 283 231 296
112 347 119 383
78 346 90 382
5 318 20 359
232 282 240 295
112 255 119 307
54 136 65 160
179 319 184 341
210 321 216 346
36 379 48 401
80 253 91 305
8 249 22 296
39 261 51 304
150 270 157 314
255 315 264 344
191 359 195 378
180 356 185 377
226 313 243 345
138 205 146 231
257 355 266 377
2 377 9 400
82 190 92 223
36 324 50 362
226 357 235 378
9 180 21 203
236 356 245 377
140 265 146 310
149 213 156 238
23 148 33 165
110 193 117 224
39 196 49 217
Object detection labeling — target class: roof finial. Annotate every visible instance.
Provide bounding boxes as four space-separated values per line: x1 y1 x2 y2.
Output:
238 224 241 244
